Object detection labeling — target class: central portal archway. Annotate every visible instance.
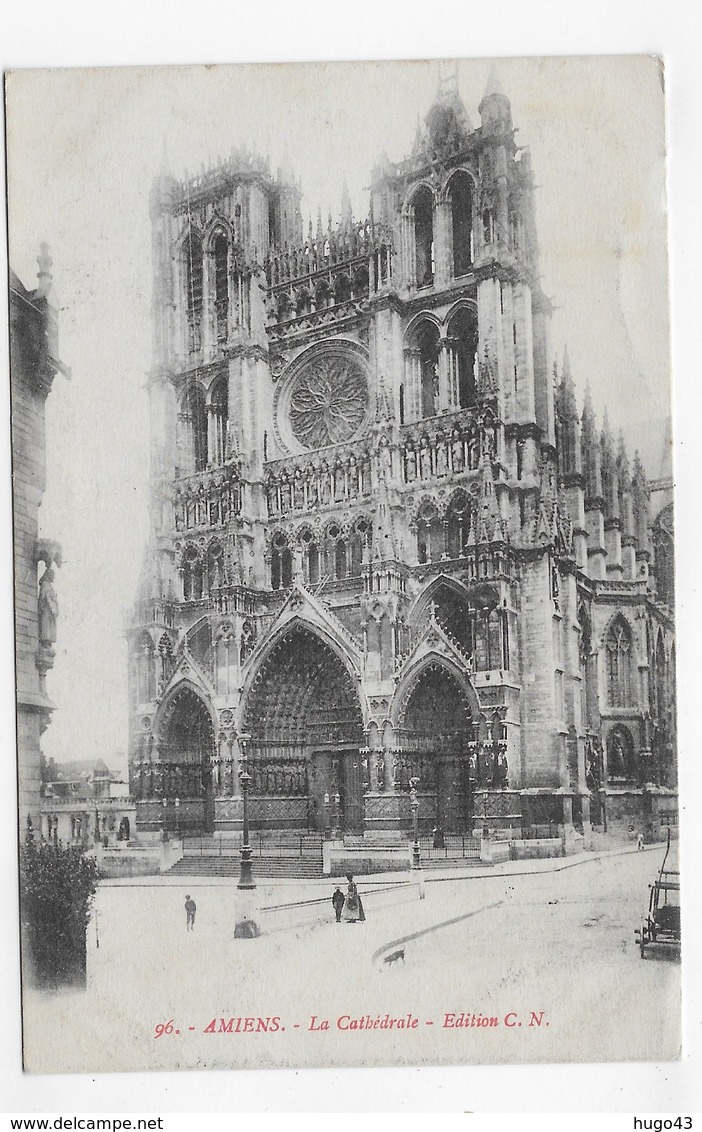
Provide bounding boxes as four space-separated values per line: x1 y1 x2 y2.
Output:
399 662 475 832
242 626 365 831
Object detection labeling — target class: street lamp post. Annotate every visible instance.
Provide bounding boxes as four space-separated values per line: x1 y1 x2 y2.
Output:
323 792 331 839
409 777 421 869
161 795 168 840
234 751 260 938
237 767 255 890
174 797 180 839
332 792 341 840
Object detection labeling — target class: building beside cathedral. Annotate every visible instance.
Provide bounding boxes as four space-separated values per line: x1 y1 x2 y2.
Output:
10 249 65 834
128 72 677 842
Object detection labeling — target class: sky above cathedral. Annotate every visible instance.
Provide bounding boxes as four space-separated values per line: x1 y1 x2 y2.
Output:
6 56 671 767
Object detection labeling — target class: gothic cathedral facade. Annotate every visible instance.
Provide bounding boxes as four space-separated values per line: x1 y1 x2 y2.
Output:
129 73 676 839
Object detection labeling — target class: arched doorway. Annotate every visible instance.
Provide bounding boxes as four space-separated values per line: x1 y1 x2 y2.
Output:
158 685 216 832
242 626 365 832
398 661 475 832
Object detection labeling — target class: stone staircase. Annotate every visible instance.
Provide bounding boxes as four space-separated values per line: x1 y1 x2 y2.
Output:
167 853 325 879
166 832 325 879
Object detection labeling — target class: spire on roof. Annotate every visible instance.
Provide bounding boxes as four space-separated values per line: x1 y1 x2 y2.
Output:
341 178 353 229
438 59 459 100
479 63 512 134
482 63 506 101
562 345 571 381
581 383 596 427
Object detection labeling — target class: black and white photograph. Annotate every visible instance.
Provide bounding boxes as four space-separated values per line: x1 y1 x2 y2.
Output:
5 41 689 1099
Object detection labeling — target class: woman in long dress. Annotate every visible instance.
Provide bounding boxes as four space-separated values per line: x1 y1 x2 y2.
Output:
342 874 366 923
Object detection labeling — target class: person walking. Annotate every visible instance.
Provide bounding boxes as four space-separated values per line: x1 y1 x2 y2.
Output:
637 831 645 850
185 894 197 930
341 874 366 923
332 886 345 922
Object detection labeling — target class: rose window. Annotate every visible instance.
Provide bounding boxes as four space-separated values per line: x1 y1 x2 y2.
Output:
288 354 368 449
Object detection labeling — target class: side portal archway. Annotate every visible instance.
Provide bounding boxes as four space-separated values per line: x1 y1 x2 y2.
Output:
395 660 478 832
242 625 365 831
154 684 216 832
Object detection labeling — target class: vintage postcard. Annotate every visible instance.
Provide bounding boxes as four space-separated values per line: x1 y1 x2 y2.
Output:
6 55 680 1076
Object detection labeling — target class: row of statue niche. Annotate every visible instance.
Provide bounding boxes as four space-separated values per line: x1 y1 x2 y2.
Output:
248 762 308 795
404 420 497 483
267 455 373 513
387 747 508 792
133 762 204 799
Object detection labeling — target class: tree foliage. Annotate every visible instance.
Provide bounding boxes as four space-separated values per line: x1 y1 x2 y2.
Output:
19 819 99 989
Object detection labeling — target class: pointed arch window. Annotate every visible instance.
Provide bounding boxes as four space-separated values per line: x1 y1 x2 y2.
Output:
450 171 474 277
212 232 229 342
180 383 208 473
240 619 256 664
210 378 228 466
606 616 634 707
413 187 435 288
299 528 319 586
447 489 472 559
184 229 203 354
447 308 478 409
416 321 440 419
350 516 371 576
207 541 224 593
271 531 292 591
417 502 442 564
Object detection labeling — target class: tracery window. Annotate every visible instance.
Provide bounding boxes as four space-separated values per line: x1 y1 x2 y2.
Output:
350 517 371 575
240 619 256 664
288 353 369 449
606 616 634 708
416 502 442 564
207 541 224 593
299 528 319 585
322 523 347 580
271 531 292 591
446 489 472 559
